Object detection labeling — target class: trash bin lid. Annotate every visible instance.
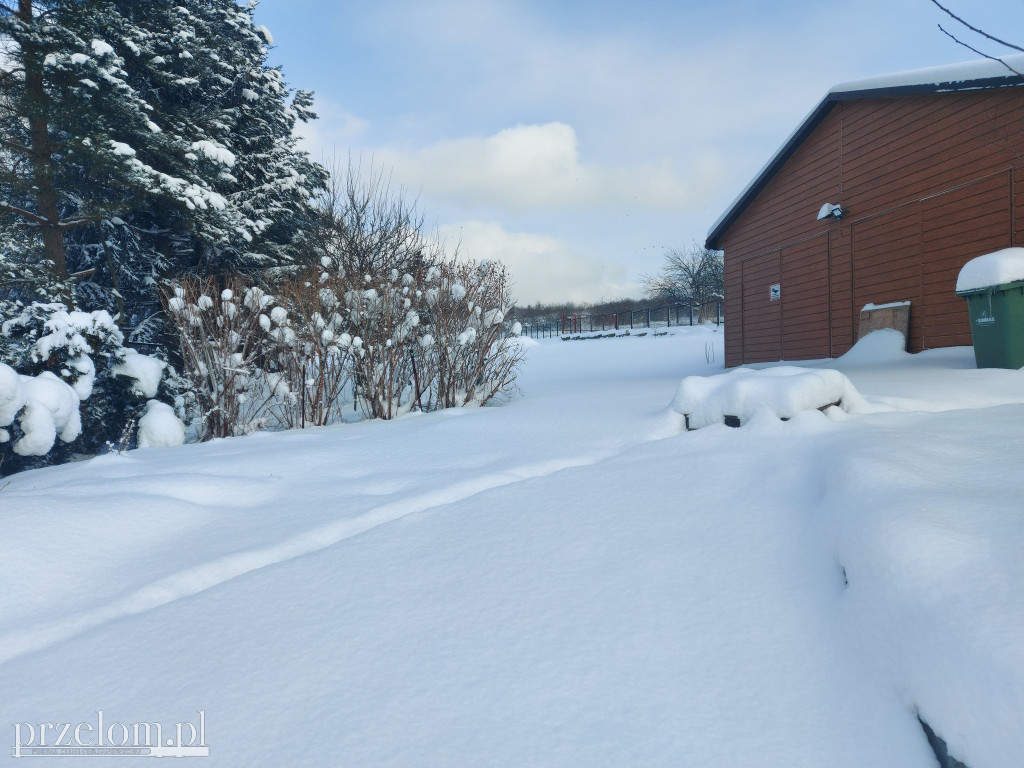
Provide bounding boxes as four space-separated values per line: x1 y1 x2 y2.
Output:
956 247 1024 294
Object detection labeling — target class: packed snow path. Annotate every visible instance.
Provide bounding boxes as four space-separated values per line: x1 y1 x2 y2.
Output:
2 327 1023 767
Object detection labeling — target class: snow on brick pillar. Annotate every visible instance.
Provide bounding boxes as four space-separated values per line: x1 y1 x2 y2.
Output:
858 301 910 348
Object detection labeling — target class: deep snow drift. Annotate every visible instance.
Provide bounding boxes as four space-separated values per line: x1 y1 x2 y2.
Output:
2 326 1022 767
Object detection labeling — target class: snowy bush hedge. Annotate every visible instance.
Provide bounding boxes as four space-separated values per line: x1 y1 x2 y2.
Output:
164 257 524 438
163 278 293 440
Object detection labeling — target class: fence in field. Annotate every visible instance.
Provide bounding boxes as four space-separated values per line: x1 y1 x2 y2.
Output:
520 321 562 339
517 299 722 340
562 300 722 334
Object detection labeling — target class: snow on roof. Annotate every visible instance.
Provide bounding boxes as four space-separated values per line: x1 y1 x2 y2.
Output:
831 53 1024 94
706 54 1024 250
956 247 1024 293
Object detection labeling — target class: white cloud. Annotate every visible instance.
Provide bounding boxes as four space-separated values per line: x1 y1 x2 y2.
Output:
294 100 370 161
376 122 700 212
440 220 632 305
356 0 962 220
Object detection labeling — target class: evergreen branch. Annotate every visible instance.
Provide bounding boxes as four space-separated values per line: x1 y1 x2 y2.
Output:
0 200 46 225
0 202 102 230
0 136 32 155
57 213 103 229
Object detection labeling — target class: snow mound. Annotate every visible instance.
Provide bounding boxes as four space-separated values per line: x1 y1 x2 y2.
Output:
836 329 910 367
673 366 869 429
137 400 185 449
0 363 24 425
0 364 82 456
113 349 165 399
955 247 1024 293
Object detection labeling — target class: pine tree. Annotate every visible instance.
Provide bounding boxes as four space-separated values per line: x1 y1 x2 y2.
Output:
1 0 325 465
0 0 231 288
62 0 327 338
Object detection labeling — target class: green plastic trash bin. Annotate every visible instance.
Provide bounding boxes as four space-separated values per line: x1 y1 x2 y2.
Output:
956 249 1024 369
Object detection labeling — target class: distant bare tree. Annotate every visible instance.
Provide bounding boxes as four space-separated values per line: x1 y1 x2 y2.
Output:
641 245 723 317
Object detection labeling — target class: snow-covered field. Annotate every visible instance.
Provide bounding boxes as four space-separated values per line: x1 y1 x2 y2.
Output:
3 326 1023 767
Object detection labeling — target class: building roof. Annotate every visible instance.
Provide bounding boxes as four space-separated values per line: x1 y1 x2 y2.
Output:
705 54 1024 251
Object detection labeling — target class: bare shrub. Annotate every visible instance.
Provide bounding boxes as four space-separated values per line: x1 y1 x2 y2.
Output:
167 153 526 434
421 258 524 410
163 276 284 439
301 156 430 277
268 268 354 428
334 265 426 420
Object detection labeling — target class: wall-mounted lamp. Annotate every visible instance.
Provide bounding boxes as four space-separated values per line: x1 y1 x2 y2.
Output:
817 202 843 220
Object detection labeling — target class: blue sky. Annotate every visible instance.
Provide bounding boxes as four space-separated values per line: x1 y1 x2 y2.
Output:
254 0 1024 304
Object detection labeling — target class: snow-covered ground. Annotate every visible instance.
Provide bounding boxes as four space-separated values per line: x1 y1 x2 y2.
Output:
2 326 1022 767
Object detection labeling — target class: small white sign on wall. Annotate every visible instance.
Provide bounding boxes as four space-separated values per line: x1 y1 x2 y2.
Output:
769 283 781 301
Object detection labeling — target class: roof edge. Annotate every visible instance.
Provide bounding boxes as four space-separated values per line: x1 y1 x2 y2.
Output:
705 71 1024 251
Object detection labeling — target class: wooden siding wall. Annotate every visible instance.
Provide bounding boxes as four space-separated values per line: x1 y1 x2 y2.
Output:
720 89 1024 367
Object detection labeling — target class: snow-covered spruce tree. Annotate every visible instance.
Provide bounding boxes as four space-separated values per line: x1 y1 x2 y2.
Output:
61 0 326 340
1 1 324 461
0 0 229 458
0 0 233 287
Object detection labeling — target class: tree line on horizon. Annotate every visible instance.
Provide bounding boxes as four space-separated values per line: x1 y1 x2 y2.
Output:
512 245 723 326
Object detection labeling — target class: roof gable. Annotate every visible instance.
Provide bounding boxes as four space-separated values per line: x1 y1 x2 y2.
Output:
705 54 1024 250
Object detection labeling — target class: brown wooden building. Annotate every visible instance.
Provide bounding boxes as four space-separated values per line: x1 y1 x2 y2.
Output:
706 57 1024 368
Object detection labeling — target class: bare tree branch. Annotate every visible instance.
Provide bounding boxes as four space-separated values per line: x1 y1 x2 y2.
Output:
930 0 1024 54
938 24 1024 77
